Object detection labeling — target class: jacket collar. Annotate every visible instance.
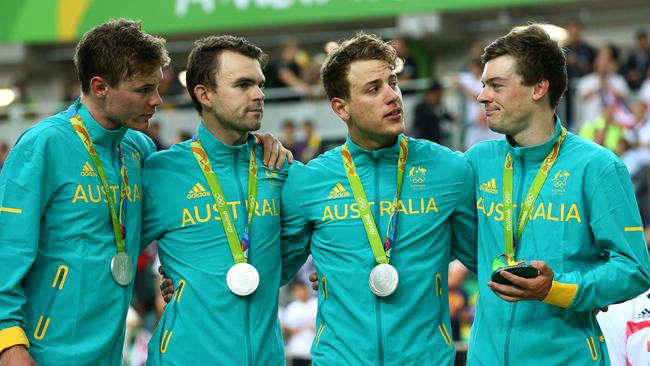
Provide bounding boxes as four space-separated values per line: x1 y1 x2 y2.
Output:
505 116 564 162
67 99 128 150
196 122 256 159
344 134 404 159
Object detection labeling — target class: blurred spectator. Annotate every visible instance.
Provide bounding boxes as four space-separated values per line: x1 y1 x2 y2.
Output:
621 29 650 91
412 80 454 144
563 19 596 128
0 142 9 171
448 260 470 342
174 130 194 144
296 120 322 162
282 281 317 366
579 104 626 155
144 121 166 151
267 41 312 99
456 58 500 149
391 37 420 84
62 78 81 105
158 66 186 108
597 289 650 366
576 44 629 132
622 101 650 176
280 119 298 157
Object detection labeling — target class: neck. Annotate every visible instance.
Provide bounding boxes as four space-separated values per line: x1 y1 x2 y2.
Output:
348 129 398 150
509 111 556 147
80 95 120 130
202 113 248 146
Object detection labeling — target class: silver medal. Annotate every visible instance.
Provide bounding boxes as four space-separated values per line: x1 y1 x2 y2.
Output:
369 263 399 297
227 262 259 296
111 252 134 286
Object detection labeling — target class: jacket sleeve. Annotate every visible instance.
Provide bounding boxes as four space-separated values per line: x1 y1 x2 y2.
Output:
0 136 52 352
279 165 311 285
140 157 164 252
543 162 650 310
449 157 478 274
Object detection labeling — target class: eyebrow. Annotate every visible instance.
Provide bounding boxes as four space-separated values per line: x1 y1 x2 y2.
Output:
233 77 265 85
482 77 508 85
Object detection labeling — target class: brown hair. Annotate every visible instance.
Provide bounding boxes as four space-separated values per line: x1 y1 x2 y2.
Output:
74 19 170 94
186 35 268 113
482 24 567 108
321 33 398 100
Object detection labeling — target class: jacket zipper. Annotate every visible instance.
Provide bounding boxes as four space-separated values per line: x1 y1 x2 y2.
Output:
373 155 384 366
233 150 253 366
504 154 526 366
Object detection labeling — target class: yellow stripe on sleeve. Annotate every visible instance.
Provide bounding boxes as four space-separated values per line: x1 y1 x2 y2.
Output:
0 326 29 353
0 207 22 214
543 280 578 308
624 226 644 232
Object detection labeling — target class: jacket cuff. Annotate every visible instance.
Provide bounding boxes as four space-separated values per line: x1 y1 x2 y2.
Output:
0 326 29 354
543 280 578 308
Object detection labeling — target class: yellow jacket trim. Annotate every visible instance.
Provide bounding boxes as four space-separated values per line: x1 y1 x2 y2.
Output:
0 326 29 353
543 280 578 308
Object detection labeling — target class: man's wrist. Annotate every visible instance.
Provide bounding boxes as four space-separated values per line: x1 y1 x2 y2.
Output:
0 344 27 360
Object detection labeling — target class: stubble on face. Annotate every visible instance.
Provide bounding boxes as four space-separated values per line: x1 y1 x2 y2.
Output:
205 51 265 144
103 69 163 131
344 60 405 148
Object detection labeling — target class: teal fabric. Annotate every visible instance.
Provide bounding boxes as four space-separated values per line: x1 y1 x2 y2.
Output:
465 118 650 366
281 135 478 366
0 100 155 365
142 123 288 366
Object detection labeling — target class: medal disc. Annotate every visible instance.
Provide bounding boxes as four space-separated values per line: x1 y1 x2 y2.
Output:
111 252 134 286
369 263 399 297
491 263 539 285
227 263 259 296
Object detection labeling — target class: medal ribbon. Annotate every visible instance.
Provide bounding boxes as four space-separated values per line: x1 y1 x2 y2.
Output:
191 137 257 263
68 108 128 254
502 127 566 263
342 137 408 264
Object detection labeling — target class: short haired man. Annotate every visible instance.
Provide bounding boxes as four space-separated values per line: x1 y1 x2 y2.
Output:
142 35 289 365
466 24 650 365
0 19 168 365
281 33 478 365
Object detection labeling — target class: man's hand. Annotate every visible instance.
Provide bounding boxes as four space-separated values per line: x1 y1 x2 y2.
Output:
158 266 175 303
253 133 294 170
0 345 36 366
309 271 319 291
488 260 553 302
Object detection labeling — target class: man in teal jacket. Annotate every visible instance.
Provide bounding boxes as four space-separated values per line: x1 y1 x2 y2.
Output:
0 20 168 365
281 33 478 366
142 36 289 366
466 24 650 365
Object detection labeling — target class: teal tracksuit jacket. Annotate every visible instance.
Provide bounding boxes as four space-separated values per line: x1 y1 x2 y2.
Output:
465 119 650 365
142 124 288 366
0 101 155 365
281 135 478 366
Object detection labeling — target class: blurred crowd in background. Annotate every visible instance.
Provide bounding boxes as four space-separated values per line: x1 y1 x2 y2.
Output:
2 19 650 366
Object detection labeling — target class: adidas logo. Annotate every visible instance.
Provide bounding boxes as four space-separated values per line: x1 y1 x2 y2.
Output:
479 178 498 194
327 183 350 199
81 161 97 177
186 183 211 199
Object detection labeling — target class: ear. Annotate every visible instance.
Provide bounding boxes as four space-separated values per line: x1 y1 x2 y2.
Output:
89 76 109 99
531 79 550 102
330 97 350 122
193 84 212 110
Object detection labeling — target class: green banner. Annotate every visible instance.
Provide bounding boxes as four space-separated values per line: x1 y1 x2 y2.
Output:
0 0 572 44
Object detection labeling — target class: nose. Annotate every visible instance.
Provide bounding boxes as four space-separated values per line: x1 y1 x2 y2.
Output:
150 90 162 107
384 84 401 104
252 86 265 101
477 87 490 104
